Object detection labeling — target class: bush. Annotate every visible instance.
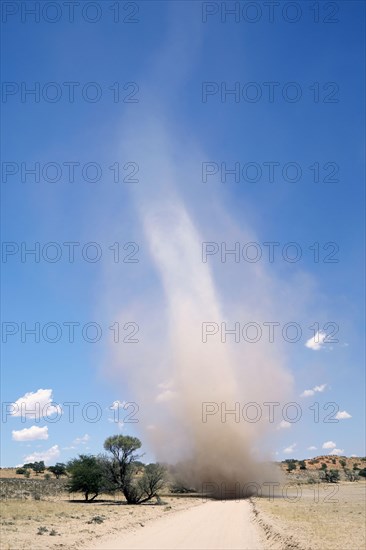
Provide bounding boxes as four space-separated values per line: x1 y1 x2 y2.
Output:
321 463 328 470
299 460 306 470
103 435 166 504
358 468 366 478
323 469 339 483
48 463 67 479
24 461 45 475
286 461 296 472
170 482 194 494
67 455 108 501
16 468 26 475
345 469 359 481
87 515 105 524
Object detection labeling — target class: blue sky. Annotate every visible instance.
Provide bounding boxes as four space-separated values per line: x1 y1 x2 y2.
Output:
1 1 365 467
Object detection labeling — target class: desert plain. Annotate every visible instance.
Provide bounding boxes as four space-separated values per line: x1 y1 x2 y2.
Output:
1 458 365 550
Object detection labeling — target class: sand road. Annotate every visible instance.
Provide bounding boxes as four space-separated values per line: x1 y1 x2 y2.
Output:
91 499 263 550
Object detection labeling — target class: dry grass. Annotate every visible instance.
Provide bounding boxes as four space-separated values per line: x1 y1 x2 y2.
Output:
0 468 51 480
252 481 366 550
280 455 366 472
0 494 201 550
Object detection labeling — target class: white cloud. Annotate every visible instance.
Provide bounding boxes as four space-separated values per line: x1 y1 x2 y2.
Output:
301 389 315 397
283 443 296 454
322 441 337 449
155 380 177 403
23 444 60 465
73 434 90 445
12 425 48 442
10 389 61 419
300 384 327 397
329 448 344 456
108 401 127 429
156 389 177 403
109 400 127 410
307 446 317 451
64 434 91 450
335 410 352 420
313 384 327 392
158 379 174 390
305 331 327 351
277 420 291 430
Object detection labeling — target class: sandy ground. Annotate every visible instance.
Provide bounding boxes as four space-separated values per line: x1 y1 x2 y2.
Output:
0 495 202 550
252 481 366 550
1 483 365 549
91 499 262 550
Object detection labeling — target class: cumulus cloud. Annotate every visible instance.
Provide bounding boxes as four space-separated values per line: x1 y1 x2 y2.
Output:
10 389 61 419
322 441 337 449
329 448 344 456
109 400 127 410
305 331 327 351
108 400 127 429
73 434 90 445
277 420 291 430
307 445 317 451
156 389 177 403
23 444 60 465
63 434 91 450
283 443 297 454
335 410 352 420
300 384 327 397
12 425 49 442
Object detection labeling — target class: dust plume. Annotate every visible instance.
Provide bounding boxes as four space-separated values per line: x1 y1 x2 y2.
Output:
101 11 299 498
103 144 294 496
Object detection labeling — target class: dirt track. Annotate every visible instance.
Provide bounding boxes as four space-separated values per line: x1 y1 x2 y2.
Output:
91 499 263 550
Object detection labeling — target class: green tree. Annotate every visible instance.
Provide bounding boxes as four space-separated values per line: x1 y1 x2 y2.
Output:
339 459 347 469
137 463 166 500
33 461 45 475
48 463 67 479
286 461 296 472
345 469 359 481
321 463 328 471
299 460 306 470
324 469 339 483
103 435 166 504
67 455 106 501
